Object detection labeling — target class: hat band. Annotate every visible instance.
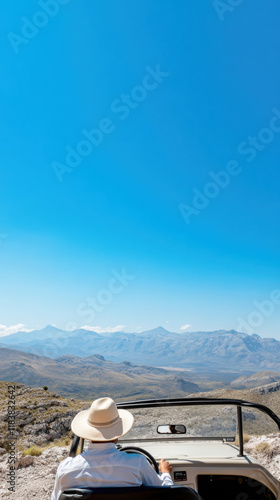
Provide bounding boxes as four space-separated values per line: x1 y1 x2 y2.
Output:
88 415 120 428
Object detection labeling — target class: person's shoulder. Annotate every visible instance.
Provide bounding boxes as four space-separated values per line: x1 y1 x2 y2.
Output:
56 455 72 471
117 449 142 462
123 452 153 468
57 452 85 472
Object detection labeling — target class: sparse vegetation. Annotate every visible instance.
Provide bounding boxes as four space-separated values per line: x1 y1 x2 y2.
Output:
254 440 278 459
22 445 43 457
245 434 280 466
0 381 86 455
49 437 71 448
256 441 271 453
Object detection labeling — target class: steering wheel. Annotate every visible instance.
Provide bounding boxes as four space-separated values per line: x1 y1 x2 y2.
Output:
120 446 160 474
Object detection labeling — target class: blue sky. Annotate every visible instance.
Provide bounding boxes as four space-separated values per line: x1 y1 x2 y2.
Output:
0 0 280 339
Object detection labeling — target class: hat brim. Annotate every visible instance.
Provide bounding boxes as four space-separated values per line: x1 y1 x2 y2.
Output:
71 408 134 441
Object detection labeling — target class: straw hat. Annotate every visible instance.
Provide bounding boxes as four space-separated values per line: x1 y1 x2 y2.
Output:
71 397 134 441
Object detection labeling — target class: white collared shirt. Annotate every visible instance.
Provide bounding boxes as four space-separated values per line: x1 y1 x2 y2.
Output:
51 442 173 500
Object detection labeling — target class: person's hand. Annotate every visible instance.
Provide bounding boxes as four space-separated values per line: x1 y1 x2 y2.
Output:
158 459 172 474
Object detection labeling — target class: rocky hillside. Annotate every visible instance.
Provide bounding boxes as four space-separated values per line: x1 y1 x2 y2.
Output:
0 444 69 499
0 382 86 454
231 371 280 389
245 434 280 481
1 325 280 372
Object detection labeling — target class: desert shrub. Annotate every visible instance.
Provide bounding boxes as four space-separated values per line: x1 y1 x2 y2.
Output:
255 442 272 453
43 386 48 391
49 437 71 448
22 445 43 457
0 442 10 453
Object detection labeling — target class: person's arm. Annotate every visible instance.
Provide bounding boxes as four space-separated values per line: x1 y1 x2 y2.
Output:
158 459 173 486
139 456 173 486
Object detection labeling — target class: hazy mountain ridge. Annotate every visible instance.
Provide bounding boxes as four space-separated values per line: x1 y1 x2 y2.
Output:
1 326 280 372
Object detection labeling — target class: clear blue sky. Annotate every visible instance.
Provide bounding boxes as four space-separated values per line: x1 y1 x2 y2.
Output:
0 0 280 338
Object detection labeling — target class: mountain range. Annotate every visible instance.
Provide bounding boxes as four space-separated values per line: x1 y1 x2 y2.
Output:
1 325 280 372
0 347 201 399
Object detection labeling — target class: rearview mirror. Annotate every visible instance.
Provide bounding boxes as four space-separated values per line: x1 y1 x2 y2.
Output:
157 425 186 434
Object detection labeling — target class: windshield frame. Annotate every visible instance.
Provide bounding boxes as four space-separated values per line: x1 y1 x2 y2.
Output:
69 397 280 458
116 397 280 457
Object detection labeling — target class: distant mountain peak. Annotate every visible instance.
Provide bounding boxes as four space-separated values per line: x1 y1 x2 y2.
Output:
92 354 105 361
44 325 62 332
142 326 170 334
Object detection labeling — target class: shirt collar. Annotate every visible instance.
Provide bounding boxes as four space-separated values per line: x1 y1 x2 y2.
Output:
87 442 117 451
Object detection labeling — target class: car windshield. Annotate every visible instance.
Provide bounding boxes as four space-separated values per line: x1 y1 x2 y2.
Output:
119 402 279 442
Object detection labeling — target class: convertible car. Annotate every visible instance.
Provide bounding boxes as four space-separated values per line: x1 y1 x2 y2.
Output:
60 397 280 499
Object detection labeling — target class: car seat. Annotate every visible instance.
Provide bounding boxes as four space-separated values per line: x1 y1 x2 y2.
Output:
59 485 201 499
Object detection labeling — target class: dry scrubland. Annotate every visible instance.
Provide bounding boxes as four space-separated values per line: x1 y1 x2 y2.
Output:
0 382 89 454
0 381 279 499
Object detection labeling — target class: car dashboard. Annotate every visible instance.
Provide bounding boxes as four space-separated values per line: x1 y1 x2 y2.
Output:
120 439 280 500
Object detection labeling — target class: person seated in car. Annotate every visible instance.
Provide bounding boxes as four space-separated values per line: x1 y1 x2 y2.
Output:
51 397 173 500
